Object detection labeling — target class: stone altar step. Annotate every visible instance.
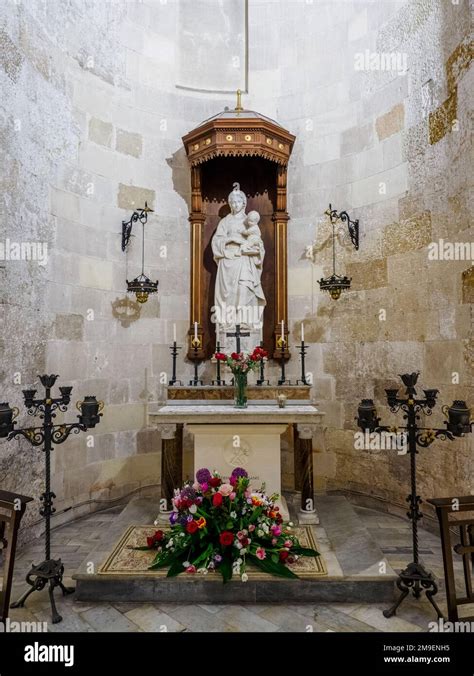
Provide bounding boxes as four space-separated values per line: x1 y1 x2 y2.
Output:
73 494 397 603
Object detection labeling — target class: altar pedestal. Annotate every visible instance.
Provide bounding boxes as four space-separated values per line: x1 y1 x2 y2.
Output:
148 403 325 524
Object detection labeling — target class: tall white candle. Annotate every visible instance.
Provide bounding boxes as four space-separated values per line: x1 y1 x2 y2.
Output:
173 323 177 343
216 323 220 349
194 322 198 341
281 320 284 339
301 321 304 342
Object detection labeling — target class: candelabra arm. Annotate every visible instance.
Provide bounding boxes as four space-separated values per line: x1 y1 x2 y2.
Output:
51 423 87 445
8 427 45 446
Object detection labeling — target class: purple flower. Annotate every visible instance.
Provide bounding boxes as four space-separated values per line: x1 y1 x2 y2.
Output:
231 467 248 479
186 515 194 522
179 516 188 526
169 512 178 525
196 468 212 484
213 554 223 563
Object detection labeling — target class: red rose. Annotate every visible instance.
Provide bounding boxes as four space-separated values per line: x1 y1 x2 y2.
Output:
147 536 155 548
213 492 223 507
154 530 164 542
219 531 234 546
209 477 221 488
215 352 227 360
186 521 199 534
279 550 289 562
231 352 241 360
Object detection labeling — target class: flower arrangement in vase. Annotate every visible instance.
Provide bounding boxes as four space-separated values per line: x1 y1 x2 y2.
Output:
214 346 267 407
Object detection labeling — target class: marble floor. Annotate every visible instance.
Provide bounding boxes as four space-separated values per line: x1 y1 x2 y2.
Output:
8 503 467 633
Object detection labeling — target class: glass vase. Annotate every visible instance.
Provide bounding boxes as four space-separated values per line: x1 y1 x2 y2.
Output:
233 371 248 408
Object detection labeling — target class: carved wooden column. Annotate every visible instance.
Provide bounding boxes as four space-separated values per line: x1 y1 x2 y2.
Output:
273 164 290 358
158 423 183 512
294 423 318 524
187 165 205 359
0 490 33 623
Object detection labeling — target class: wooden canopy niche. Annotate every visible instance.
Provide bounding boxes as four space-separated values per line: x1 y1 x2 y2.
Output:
182 95 296 360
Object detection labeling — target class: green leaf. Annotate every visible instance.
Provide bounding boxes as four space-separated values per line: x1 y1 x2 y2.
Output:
166 558 187 578
250 554 299 579
149 552 175 570
271 553 279 564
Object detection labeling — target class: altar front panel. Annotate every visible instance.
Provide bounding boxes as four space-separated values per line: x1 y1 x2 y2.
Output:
187 423 288 498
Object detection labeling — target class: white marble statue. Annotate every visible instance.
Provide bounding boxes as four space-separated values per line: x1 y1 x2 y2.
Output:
211 183 266 333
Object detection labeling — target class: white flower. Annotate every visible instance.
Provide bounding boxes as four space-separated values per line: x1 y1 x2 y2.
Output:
197 567 208 575
241 573 249 582
262 524 269 534
240 548 247 555
179 532 185 537
236 557 243 564
257 529 264 537
288 522 294 527
235 542 243 549
183 561 191 567
189 504 197 514
230 511 237 518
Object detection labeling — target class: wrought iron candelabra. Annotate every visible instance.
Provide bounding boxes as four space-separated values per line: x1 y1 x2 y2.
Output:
356 372 472 619
0 375 103 624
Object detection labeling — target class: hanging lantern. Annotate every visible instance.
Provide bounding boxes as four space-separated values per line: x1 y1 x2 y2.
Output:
318 204 359 300
122 202 158 304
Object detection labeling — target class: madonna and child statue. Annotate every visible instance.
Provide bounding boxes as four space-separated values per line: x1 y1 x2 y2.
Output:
211 183 266 354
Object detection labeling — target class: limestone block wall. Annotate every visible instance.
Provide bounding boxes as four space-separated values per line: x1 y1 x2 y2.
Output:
0 0 472 535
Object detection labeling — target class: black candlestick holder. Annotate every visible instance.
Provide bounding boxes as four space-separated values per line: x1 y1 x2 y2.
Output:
1 374 104 624
277 338 291 386
256 341 269 386
296 341 309 385
211 342 226 386
169 342 182 386
189 340 203 386
356 372 473 620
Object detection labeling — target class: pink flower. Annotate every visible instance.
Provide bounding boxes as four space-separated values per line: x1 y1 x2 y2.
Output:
219 483 233 496
200 482 209 492
229 492 236 501
256 547 266 560
192 481 200 490
272 537 277 545
186 565 196 574
237 531 245 540
248 524 256 532
271 525 282 536
284 540 292 548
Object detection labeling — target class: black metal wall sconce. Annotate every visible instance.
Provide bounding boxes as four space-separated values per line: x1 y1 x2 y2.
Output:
1 374 104 624
121 202 158 304
356 372 473 620
318 204 359 300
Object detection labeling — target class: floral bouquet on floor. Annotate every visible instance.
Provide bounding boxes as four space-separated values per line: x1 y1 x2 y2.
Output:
214 346 267 407
139 467 319 582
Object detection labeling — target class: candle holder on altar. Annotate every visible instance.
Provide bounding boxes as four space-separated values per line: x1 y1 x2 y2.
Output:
277 336 291 386
211 341 226 386
169 342 182 386
256 341 270 386
296 341 309 385
189 338 203 386
2 374 104 624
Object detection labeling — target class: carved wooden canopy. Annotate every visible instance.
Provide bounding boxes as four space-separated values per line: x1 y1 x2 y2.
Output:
182 109 295 166
182 97 296 361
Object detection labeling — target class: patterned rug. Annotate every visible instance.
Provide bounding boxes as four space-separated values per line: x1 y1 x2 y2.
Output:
99 525 327 579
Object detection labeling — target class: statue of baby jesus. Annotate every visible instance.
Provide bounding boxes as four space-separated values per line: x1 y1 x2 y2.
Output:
240 210 262 254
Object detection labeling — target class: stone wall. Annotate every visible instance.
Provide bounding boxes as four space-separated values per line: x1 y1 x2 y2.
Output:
0 0 472 536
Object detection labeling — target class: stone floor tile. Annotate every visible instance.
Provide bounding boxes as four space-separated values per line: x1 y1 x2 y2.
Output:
163 605 238 632
79 605 141 632
216 605 280 632
124 605 185 632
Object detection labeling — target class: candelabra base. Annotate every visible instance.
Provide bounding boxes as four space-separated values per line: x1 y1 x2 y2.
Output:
296 379 308 385
277 379 292 386
211 380 226 386
189 379 204 386
256 379 270 386
168 379 183 386
383 561 443 619
10 558 74 624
